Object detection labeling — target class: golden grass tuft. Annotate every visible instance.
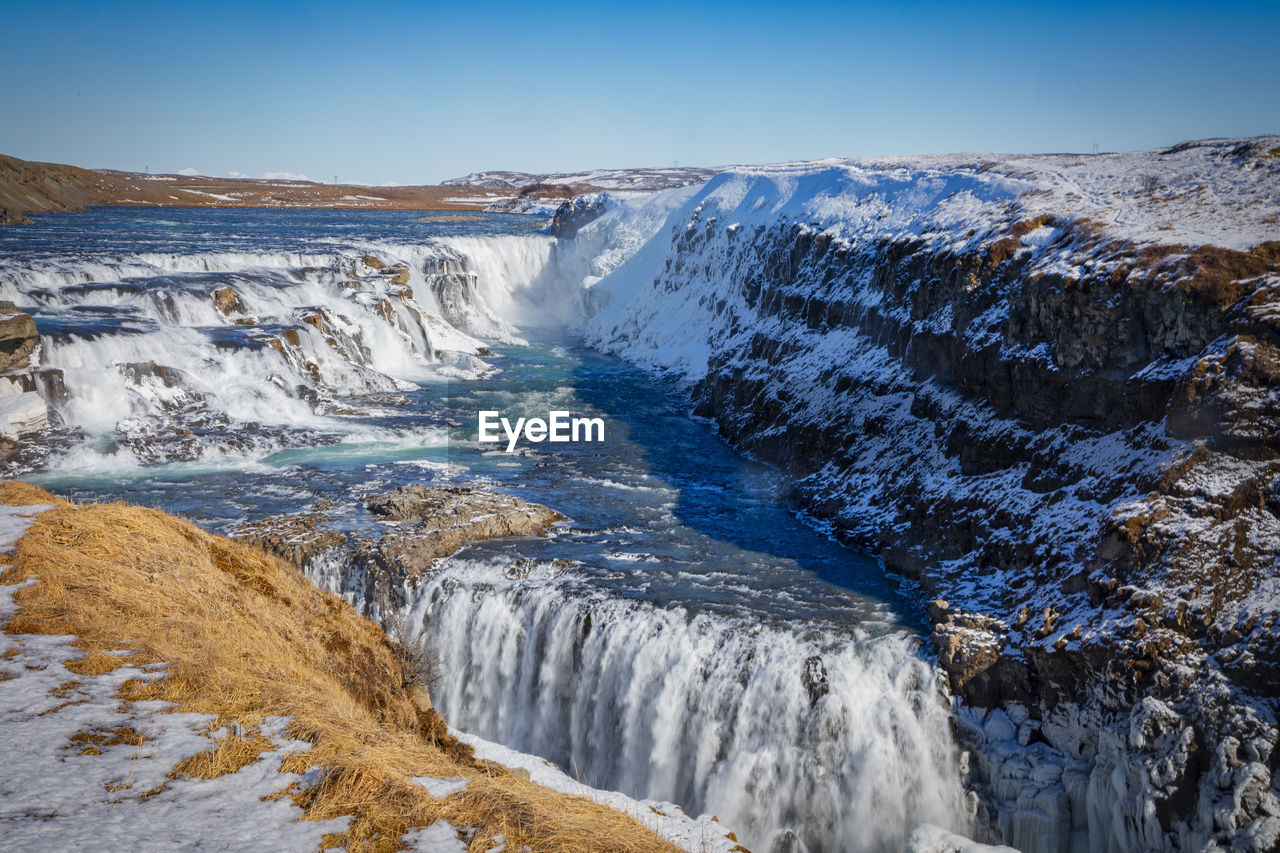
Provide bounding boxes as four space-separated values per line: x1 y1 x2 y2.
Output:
0 483 682 853
171 730 275 779
0 481 70 507
65 648 128 676
70 726 147 748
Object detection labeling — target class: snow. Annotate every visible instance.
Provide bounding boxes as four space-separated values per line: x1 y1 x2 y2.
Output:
0 391 49 440
399 820 467 852
549 140 1277 297
906 823 1020 853
0 578 351 851
440 197 496 207
454 730 747 853
443 166 719 192
0 503 52 552
482 198 564 215
179 189 237 202
412 776 469 797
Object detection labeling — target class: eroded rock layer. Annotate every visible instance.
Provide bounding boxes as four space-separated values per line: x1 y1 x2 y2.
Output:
234 485 563 619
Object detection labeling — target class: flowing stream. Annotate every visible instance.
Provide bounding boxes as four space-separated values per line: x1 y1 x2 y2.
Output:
1 207 972 852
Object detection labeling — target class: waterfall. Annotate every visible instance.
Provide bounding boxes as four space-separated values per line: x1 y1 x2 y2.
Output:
0 236 553 469
425 234 557 327
405 558 972 853
7 211 979 852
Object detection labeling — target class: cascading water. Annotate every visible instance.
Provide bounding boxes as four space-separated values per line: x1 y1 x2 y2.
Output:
4 206 975 852
0 208 556 470
406 558 969 853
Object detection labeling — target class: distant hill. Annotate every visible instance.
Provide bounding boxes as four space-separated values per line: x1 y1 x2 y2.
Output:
0 154 725 225
0 155 499 224
0 155 124 223
442 166 721 192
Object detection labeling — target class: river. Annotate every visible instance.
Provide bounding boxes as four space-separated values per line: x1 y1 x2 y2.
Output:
0 206 970 852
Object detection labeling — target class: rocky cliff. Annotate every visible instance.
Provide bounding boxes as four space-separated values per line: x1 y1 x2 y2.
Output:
563 138 1280 852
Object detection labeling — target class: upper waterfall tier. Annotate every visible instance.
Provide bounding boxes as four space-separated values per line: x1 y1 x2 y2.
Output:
0 209 557 471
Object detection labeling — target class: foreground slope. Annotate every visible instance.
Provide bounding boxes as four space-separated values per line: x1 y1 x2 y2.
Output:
553 137 1280 852
0 482 737 852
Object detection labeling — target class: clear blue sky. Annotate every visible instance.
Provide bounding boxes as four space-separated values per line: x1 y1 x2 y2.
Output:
2 0 1277 184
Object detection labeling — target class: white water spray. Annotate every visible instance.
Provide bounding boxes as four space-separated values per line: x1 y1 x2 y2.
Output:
405 559 972 853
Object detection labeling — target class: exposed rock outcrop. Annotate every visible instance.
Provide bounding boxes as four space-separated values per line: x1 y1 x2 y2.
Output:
211 286 246 316
0 302 40 373
0 302 48 444
235 505 349 567
233 485 563 620
549 194 610 238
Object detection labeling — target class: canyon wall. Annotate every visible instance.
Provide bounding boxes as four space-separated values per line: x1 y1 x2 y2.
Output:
562 138 1280 852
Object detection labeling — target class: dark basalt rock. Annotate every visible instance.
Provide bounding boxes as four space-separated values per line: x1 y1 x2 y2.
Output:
549 194 609 239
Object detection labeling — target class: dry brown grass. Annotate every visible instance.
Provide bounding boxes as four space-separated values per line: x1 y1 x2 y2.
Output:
171 729 276 779
0 482 683 853
64 648 127 676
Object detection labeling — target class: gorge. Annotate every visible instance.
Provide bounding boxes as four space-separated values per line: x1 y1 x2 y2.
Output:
1 136 1278 853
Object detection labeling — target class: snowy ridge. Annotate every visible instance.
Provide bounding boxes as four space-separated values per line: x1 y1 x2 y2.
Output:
443 166 721 192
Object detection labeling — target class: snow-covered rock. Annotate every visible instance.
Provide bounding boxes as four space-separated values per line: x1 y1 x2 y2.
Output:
0 391 46 440
443 166 720 192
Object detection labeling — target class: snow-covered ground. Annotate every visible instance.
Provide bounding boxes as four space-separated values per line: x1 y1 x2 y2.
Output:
0 503 355 851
